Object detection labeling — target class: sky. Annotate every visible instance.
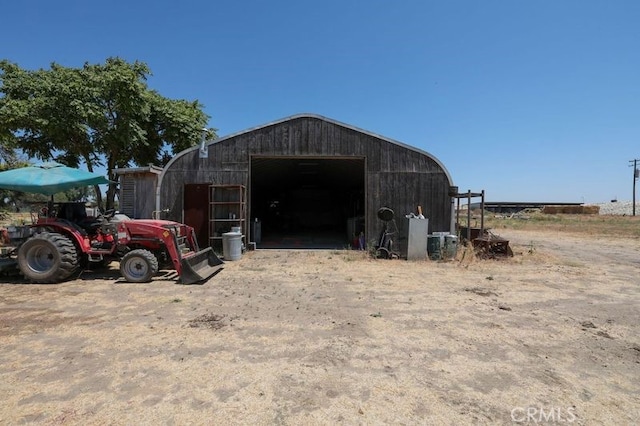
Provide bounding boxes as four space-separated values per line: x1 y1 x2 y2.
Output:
2 0 639 203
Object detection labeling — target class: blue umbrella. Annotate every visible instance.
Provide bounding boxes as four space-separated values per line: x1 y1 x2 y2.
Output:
0 162 111 195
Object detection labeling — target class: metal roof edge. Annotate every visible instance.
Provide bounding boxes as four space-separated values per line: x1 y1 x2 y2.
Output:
115 165 163 175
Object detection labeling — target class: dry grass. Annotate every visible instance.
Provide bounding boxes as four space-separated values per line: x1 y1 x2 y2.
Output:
1 216 640 424
482 211 640 238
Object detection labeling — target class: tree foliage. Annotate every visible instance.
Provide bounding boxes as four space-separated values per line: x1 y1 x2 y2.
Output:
0 57 215 209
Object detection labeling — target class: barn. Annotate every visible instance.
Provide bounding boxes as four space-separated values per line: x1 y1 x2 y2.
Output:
155 114 455 256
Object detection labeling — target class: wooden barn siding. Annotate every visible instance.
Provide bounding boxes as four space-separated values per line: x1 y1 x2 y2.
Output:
134 176 158 219
161 117 452 251
368 171 450 247
119 173 158 219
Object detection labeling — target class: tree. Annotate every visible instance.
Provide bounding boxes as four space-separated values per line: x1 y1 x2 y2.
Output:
0 58 216 209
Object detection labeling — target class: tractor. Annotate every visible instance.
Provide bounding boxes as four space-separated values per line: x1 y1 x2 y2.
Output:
14 202 223 284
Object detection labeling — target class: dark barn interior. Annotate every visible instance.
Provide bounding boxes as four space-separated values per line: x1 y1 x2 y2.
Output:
250 157 365 248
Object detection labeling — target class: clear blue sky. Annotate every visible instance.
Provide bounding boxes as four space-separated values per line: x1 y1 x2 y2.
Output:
3 0 639 203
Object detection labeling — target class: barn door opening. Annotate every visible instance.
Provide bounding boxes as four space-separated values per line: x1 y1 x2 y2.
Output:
250 157 365 249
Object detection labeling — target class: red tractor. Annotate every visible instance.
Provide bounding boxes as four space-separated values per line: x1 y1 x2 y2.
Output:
15 202 223 284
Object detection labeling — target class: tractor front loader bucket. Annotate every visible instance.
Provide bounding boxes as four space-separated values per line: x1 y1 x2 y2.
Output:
179 247 224 284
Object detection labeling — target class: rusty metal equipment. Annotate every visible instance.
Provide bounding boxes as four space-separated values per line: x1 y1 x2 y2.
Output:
472 231 514 258
452 189 513 258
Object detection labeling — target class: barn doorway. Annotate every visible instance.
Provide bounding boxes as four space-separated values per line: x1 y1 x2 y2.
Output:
250 157 365 249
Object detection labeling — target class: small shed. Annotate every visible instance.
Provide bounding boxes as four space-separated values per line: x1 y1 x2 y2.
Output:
115 165 163 219
155 114 456 257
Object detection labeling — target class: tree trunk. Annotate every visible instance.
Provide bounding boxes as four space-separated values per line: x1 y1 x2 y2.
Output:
105 155 118 210
83 154 104 211
92 185 104 210
106 182 117 210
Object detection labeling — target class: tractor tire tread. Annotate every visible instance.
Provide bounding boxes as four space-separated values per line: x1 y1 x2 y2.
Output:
18 232 79 283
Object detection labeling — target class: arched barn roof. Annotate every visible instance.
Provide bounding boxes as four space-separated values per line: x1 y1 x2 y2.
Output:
156 113 456 254
160 113 453 189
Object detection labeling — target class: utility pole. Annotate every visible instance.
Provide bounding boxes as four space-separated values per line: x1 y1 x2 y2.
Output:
630 159 640 216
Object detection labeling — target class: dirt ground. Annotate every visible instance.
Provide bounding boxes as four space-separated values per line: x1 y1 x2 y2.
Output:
0 229 639 425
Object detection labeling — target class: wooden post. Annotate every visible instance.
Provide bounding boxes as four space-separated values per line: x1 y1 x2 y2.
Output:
466 190 471 243
629 159 639 216
634 159 638 217
456 196 460 235
480 189 485 236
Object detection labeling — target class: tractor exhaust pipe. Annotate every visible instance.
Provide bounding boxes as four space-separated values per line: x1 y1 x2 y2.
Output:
179 247 224 284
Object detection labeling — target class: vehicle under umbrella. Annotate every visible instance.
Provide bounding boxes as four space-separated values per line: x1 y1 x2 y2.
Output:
0 163 223 284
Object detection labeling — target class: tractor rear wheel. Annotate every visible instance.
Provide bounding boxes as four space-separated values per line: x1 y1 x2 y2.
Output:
120 249 159 283
17 232 79 283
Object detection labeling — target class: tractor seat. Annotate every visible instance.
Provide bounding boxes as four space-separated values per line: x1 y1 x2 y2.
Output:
57 203 88 223
77 218 103 234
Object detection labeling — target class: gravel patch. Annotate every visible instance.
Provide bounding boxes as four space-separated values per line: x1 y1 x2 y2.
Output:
588 201 640 215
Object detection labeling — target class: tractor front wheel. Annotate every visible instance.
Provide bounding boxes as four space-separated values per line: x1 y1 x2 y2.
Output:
120 249 159 283
17 232 79 283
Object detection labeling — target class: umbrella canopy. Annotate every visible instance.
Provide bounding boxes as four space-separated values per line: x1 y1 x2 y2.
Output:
0 163 111 195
